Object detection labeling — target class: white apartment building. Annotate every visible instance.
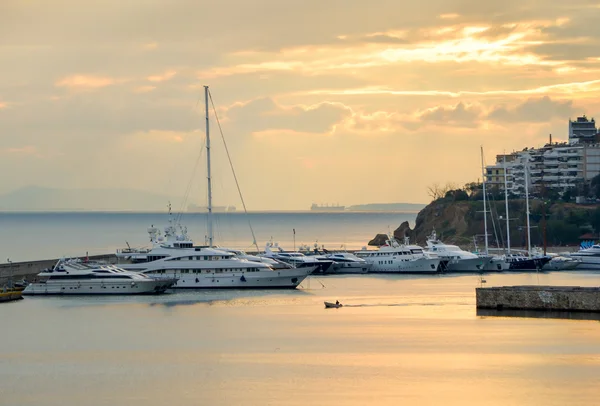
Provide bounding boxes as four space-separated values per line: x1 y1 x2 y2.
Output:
485 143 600 196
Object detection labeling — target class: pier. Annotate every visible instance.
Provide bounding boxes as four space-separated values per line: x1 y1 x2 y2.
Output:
476 285 600 312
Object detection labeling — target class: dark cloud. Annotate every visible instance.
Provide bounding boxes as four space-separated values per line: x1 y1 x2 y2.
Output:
419 102 483 126
224 97 352 134
487 96 575 123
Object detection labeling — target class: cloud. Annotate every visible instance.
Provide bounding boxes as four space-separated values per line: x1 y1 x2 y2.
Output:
147 69 177 82
224 97 353 135
487 96 575 122
55 74 117 89
0 145 40 156
0 102 7 109
419 102 483 126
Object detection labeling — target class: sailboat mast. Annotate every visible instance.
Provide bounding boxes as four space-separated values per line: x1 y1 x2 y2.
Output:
481 146 489 255
525 159 531 257
205 85 214 246
503 155 511 254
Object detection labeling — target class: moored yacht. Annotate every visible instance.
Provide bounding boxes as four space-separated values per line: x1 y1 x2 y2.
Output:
261 242 334 274
354 236 440 273
314 252 371 274
565 244 600 269
425 230 491 272
542 255 582 271
22 260 176 295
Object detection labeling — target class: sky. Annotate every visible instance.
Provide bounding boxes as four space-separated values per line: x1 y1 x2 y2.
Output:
1 0 600 210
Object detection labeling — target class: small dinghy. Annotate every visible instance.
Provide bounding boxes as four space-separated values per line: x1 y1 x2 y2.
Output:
324 301 342 309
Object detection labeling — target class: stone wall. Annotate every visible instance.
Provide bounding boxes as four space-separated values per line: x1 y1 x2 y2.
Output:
476 285 600 312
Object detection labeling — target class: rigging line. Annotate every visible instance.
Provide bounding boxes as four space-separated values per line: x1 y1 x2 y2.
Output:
208 89 259 252
176 137 206 225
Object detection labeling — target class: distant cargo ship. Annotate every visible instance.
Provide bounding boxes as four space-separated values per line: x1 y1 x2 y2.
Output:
310 203 345 211
187 204 237 213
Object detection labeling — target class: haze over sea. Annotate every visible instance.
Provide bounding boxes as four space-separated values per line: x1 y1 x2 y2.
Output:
0 211 416 262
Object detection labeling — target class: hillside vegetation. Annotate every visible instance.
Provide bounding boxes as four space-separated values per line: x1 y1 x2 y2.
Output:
370 186 600 249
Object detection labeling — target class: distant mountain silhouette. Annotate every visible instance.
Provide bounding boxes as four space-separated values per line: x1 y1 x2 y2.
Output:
0 186 182 211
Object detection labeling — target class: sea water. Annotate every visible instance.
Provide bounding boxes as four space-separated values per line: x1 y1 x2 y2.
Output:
1 272 600 405
0 211 416 262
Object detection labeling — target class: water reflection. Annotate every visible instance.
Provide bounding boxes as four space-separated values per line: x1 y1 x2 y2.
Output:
477 308 600 321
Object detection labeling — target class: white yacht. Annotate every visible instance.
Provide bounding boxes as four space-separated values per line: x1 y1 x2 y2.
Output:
565 245 600 269
117 221 313 289
22 260 176 295
315 252 371 274
354 236 440 273
261 242 334 274
482 255 511 271
217 248 292 270
542 255 582 271
425 230 492 272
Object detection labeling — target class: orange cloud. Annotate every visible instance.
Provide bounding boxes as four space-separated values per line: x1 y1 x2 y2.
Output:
1 146 39 156
147 70 177 82
55 75 116 89
133 85 156 93
142 42 158 50
0 102 7 109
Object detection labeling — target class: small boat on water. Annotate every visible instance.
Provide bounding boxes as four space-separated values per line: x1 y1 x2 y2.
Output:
324 301 342 309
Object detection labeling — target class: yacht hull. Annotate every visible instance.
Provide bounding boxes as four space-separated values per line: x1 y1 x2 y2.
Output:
329 262 370 274
564 255 600 270
443 257 491 272
483 257 511 272
507 257 551 271
22 279 176 295
368 258 441 274
146 268 313 289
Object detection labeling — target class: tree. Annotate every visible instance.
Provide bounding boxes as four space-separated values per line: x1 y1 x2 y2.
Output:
591 174 600 198
427 182 459 201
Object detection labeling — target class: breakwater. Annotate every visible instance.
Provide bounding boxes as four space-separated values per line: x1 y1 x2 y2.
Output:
476 285 600 312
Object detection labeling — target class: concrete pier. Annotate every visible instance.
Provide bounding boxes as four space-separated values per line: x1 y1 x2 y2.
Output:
0 254 118 284
476 285 600 312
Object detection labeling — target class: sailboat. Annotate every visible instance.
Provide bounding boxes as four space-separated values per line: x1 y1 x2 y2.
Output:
504 155 550 271
480 147 511 271
115 86 315 288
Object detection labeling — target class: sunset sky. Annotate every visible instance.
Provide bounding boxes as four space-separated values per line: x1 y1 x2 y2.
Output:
2 0 600 210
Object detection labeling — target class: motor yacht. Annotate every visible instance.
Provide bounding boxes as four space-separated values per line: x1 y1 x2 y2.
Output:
542 255 582 271
22 259 176 295
354 236 440 273
260 242 334 274
314 252 371 274
425 230 491 272
116 213 313 288
566 244 600 269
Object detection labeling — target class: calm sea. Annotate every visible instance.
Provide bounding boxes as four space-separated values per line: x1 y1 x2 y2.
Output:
0 211 416 262
1 272 600 405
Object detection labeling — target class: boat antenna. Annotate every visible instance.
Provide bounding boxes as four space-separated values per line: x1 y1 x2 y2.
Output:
208 88 260 252
204 85 214 247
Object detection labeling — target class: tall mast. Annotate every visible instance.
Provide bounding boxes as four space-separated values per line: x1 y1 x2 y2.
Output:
524 158 531 257
205 85 214 246
503 155 511 254
481 146 489 255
